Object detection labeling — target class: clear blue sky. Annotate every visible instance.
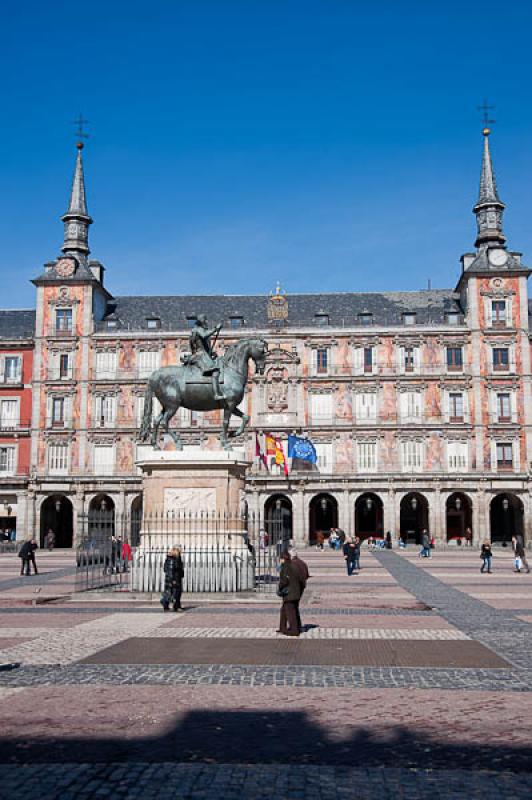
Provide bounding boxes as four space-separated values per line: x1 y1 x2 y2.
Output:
1 0 532 307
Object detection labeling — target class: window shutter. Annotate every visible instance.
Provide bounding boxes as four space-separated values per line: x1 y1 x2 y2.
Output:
485 298 493 327
354 348 363 375
311 349 317 376
414 347 420 373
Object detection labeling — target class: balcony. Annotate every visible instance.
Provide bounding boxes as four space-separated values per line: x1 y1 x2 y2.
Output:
489 413 518 425
0 374 23 386
45 417 73 430
0 418 31 433
46 368 76 381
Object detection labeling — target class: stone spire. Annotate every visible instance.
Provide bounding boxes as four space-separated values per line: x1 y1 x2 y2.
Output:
473 128 506 249
61 142 93 257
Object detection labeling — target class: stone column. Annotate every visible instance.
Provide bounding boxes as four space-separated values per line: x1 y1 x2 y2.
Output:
291 489 307 547
383 485 395 536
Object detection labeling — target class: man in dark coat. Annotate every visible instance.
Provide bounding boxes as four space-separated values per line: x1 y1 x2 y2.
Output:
343 537 358 575
513 535 530 573
277 551 303 636
19 538 38 576
291 549 310 632
161 547 185 611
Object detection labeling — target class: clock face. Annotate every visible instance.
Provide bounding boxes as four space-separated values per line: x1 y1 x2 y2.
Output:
488 248 508 267
55 258 76 278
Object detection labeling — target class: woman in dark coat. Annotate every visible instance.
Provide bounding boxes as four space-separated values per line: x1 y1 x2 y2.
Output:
277 551 303 636
161 547 185 611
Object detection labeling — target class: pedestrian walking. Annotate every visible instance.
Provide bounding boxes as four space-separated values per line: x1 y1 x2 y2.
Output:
18 538 38 576
385 531 393 550
291 549 310 632
480 540 493 573
418 529 431 558
277 550 303 636
343 537 358 575
465 527 473 547
45 527 56 551
512 535 530 573
353 536 361 570
160 546 185 611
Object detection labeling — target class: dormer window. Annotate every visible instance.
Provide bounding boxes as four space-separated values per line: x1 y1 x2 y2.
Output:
315 313 329 327
403 312 416 326
146 317 161 330
359 312 373 326
446 312 460 326
106 319 117 329
229 316 244 329
186 316 197 329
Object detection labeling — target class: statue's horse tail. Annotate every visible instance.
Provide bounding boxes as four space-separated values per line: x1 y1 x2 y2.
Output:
138 381 154 441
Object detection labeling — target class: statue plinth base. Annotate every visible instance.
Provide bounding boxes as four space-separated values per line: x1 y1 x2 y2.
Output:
137 447 250 518
133 448 254 592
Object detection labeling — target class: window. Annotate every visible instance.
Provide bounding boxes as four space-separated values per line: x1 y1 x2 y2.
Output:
3 356 21 383
55 308 72 333
491 300 507 327
403 346 417 373
400 391 422 422
95 395 116 427
315 348 329 375
310 393 333 423
106 319 117 329
497 393 511 422
48 443 68 474
229 316 244 329
493 347 509 371
0 399 18 428
191 410 199 427
51 397 65 426
136 394 162 425
94 444 114 476
59 353 71 379
357 441 376 472
315 313 329 327
496 442 513 471
449 393 464 422
447 312 460 326
137 349 160 377
446 347 463 371
403 313 416 326
186 316 197 328
363 347 373 373
448 441 468 472
355 392 377 422
315 442 333 472
401 440 423 472
0 446 15 474
95 350 117 379
146 317 161 330
359 313 373 326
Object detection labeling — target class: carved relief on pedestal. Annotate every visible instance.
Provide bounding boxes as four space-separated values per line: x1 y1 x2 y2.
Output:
164 487 216 514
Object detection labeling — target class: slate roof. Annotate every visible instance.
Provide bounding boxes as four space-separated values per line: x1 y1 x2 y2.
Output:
0 309 35 339
100 289 463 331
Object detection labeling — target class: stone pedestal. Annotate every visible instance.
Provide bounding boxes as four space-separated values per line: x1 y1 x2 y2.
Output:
133 448 255 592
137 447 250 517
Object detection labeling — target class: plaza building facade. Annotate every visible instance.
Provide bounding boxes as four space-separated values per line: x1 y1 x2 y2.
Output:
1 130 532 548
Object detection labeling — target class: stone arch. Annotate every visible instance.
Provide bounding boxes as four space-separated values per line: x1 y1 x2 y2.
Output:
400 492 429 545
309 493 338 544
354 492 384 541
264 494 293 546
446 492 473 543
490 493 524 545
40 494 74 548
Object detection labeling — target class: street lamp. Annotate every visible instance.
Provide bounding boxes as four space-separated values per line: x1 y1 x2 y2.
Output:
502 496 510 547
365 496 373 511
411 496 418 511
455 496 462 511
502 497 509 512
320 497 328 512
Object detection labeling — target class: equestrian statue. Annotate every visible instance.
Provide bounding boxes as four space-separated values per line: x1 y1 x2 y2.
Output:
138 315 267 450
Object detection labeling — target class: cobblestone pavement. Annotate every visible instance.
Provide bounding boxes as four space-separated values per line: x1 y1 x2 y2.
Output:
0 547 531 799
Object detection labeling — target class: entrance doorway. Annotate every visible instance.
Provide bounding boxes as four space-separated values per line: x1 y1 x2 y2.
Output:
40 495 74 548
490 493 524 545
309 493 338 544
130 495 143 546
400 493 429 545
446 493 473 543
87 494 115 542
0 494 17 542
355 493 383 540
264 494 293 549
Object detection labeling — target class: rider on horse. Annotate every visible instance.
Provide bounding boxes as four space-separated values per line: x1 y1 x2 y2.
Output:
188 314 225 401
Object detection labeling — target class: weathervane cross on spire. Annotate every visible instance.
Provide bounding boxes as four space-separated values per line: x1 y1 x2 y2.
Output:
477 99 496 134
72 114 90 149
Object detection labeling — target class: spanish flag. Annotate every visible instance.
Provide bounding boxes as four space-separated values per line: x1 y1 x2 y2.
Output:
265 433 289 477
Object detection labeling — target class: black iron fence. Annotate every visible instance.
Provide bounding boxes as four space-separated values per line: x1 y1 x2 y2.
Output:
75 510 284 595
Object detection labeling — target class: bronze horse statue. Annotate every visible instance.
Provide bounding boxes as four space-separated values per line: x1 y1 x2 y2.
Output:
139 338 267 449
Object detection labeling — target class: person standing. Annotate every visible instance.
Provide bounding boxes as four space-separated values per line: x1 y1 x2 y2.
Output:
18 538 38 576
161 547 185 611
512 535 530 574
385 531 393 550
46 528 56 551
277 551 303 636
291 549 310 632
480 540 493 573
419 529 431 558
315 530 324 550
343 537 357 576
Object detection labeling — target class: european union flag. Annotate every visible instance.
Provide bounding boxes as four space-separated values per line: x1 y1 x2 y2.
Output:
288 435 317 464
